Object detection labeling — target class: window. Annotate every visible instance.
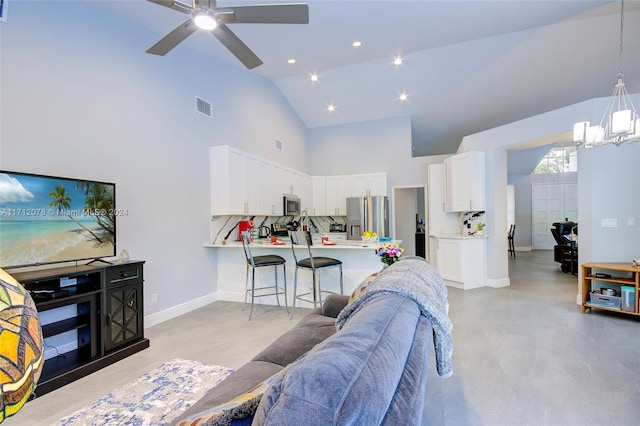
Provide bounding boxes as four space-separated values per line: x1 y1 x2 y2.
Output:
534 142 578 174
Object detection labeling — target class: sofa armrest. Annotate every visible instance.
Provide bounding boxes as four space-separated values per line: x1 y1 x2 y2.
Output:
321 294 350 318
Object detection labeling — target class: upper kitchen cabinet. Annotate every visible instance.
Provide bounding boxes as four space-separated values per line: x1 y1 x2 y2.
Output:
444 151 485 212
311 176 327 216
211 146 276 215
257 159 276 215
326 175 348 216
295 172 312 213
347 172 388 197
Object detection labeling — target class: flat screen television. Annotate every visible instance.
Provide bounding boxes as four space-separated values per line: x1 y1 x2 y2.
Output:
0 170 116 268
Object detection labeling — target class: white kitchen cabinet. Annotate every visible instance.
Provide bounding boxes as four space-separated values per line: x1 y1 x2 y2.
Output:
297 172 312 213
311 176 327 216
444 151 485 212
427 164 460 261
431 235 486 290
211 146 281 216
326 175 348 216
257 160 275 215
272 164 285 215
347 172 388 197
211 146 250 215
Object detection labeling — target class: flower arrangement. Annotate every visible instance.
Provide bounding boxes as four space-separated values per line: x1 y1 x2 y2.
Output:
374 243 404 266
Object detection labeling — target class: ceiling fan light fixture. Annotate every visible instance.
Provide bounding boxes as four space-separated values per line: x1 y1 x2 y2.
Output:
193 10 217 30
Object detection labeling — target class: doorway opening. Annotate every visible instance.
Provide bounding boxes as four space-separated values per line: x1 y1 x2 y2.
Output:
392 185 426 259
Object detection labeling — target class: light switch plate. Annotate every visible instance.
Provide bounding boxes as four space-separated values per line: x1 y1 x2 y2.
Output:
602 218 617 228
628 217 636 227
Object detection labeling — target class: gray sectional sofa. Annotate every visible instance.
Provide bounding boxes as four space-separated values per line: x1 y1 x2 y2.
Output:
173 256 452 426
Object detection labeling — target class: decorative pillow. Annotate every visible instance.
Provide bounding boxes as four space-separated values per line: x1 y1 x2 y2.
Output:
348 272 378 304
175 366 287 426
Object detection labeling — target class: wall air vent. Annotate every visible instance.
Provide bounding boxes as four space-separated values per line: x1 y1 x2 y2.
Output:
275 138 283 151
195 96 213 118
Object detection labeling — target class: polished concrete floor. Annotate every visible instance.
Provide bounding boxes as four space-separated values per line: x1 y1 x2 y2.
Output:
12 251 640 425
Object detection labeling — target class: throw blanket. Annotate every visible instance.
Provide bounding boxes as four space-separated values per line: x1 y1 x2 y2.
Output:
336 257 453 378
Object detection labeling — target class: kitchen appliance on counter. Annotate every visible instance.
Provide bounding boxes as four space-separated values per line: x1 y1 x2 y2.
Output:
271 222 295 237
346 196 389 240
257 225 271 239
237 220 254 241
283 195 301 216
329 223 346 233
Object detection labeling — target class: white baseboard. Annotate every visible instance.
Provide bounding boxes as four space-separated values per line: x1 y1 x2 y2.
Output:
487 277 510 288
514 246 532 252
144 292 220 328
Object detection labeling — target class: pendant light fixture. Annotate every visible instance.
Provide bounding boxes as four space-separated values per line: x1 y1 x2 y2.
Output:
573 0 640 148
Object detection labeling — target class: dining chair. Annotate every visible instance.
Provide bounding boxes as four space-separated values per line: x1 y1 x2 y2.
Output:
508 224 516 258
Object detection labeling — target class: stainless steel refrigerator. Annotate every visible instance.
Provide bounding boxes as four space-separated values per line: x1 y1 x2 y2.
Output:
346 196 389 240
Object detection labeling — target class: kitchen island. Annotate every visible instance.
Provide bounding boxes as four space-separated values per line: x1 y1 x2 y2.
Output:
205 238 401 308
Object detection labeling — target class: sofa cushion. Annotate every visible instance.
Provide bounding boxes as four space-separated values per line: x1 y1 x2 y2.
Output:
251 312 337 367
172 361 282 424
253 294 427 425
320 294 349 318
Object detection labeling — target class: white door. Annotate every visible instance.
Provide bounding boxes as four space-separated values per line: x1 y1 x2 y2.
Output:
532 183 575 250
564 184 578 223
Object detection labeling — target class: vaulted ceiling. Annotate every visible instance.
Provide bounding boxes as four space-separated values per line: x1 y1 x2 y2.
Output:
91 0 640 156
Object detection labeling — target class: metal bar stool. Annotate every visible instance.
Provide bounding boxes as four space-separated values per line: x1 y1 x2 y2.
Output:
240 231 288 321
288 230 343 319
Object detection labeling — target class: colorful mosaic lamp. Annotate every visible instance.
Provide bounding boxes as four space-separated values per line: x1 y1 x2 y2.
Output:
0 267 44 423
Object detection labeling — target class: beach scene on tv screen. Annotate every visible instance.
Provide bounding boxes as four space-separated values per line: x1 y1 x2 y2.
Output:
0 172 116 267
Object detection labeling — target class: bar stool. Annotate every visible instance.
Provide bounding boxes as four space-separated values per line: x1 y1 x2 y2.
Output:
288 230 343 319
240 231 288 321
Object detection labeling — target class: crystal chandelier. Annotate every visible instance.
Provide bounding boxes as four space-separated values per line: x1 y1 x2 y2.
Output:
573 0 640 148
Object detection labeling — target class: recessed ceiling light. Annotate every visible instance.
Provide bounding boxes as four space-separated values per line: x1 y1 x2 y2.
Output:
310 73 319 82
352 41 362 48
393 56 403 66
399 92 409 101
327 104 336 112
287 58 296 64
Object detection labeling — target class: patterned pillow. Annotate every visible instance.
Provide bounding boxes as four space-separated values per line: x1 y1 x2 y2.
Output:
348 272 379 304
175 367 286 426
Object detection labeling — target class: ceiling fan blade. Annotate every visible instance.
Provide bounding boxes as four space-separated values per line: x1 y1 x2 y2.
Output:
216 4 309 24
211 23 263 69
147 19 198 56
147 0 192 14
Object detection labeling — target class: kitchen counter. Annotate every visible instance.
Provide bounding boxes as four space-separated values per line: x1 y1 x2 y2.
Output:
429 233 488 239
205 238 402 308
429 234 487 290
205 238 401 250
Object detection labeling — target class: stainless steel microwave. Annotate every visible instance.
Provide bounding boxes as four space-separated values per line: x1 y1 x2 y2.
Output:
283 195 301 216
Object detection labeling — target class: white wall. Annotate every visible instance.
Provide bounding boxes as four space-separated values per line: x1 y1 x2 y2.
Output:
307 116 446 186
460 96 640 292
0 1 308 322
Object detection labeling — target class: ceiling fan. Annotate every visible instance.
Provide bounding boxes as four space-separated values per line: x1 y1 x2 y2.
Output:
146 0 309 69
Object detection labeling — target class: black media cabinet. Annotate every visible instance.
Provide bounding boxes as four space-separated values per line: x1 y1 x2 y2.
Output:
12 260 150 397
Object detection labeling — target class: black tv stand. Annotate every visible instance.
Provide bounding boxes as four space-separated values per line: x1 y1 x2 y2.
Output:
12 261 149 397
